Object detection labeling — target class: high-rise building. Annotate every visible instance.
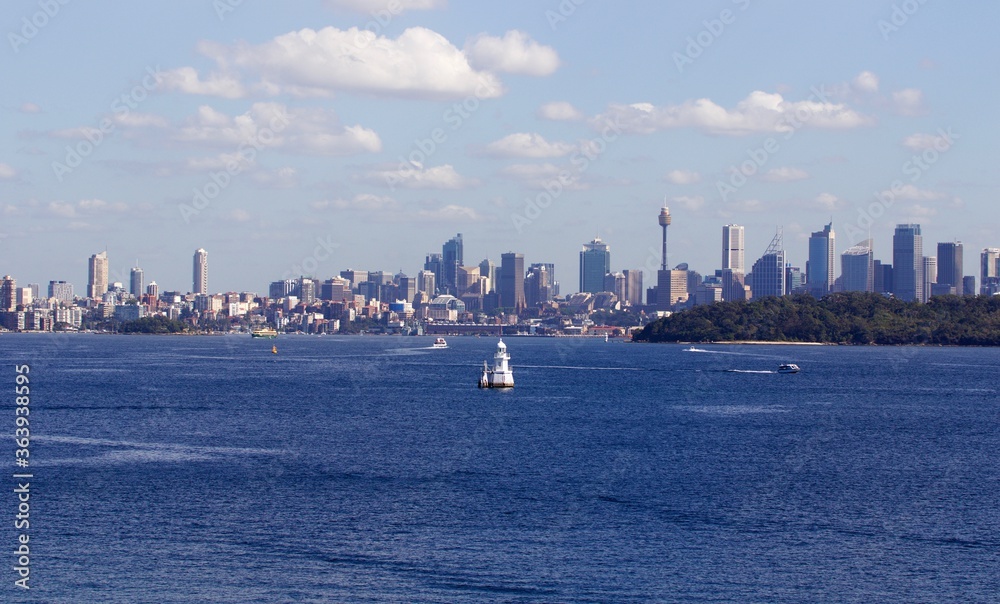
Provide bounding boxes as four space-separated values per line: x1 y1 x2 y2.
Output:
417 270 436 296
499 252 525 311
841 241 874 292
873 261 893 294
623 269 643 306
656 269 688 310
785 265 804 295
1 275 16 311
980 248 999 295
423 253 443 295
397 274 417 303
579 237 610 294
604 271 626 302
525 264 553 307
87 251 109 299
130 265 144 297
478 259 496 294
146 281 159 300
749 230 786 299
892 224 923 302
48 280 74 303
456 266 481 295
923 256 937 302
722 224 745 273
193 248 208 294
936 242 963 295
339 269 368 290
807 222 836 297
963 275 977 296
442 233 463 295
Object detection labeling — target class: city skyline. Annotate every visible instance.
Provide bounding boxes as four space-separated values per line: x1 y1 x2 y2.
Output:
2 2 999 292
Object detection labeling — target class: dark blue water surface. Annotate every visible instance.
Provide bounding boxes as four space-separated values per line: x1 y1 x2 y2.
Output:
2 334 999 602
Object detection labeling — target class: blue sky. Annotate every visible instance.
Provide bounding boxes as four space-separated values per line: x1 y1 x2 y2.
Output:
2 0 998 293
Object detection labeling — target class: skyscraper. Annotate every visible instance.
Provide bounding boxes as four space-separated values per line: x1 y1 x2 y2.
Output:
130 265 144 297
525 263 552 307
193 248 208 294
923 256 937 302
579 237 610 293
807 221 836 297
892 224 923 302
841 241 874 292
749 230 786 299
499 252 525 312
0 275 15 311
623 269 643 306
423 253 443 295
146 281 159 300
48 280 74 303
478 259 496 294
87 251 109 299
722 224 745 273
936 242 963 295
442 233 463 295
981 248 1000 295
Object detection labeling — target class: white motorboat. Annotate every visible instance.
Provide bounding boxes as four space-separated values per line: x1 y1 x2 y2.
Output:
432 337 448 349
777 363 800 374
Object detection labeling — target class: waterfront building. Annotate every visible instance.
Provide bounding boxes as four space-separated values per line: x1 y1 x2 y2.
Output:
579 237 610 294
88 251 109 299
193 248 208 294
892 224 923 302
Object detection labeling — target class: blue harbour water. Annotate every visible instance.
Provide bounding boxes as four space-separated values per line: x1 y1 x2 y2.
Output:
3 334 1000 602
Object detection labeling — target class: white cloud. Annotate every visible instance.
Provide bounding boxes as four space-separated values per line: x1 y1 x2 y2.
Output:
815 193 842 210
853 71 879 93
19 102 41 114
760 167 809 182
0 163 18 180
538 101 584 121
159 67 247 99
227 209 252 222
416 204 482 222
465 30 560 76
591 91 874 136
176 27 504 101
172 103 382 156
46 199 128 218
892 88 926 116
313 193 398 211
325 0 445 12
113 112 169 129
893 184 946 202
902 132 952 151
669 195 705 211
499 162 586 190
664 169 701 185
482 133 575 158
359 163 476 189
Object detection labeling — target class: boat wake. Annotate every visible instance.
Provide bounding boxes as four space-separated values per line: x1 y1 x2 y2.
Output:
725 369 777 374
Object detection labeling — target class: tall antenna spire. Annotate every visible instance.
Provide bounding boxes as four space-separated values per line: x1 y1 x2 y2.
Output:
658 202 672 271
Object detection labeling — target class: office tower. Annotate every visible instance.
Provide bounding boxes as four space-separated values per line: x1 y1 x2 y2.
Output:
980 248 999 295
269 279 296 300
320 277 351 302
424 253 443 295
892 224 923 302
656 269 688 310
339 269 368 290
963 276 976 296
16 288 32 307
936 242 963 295
146 281 159 300
417 270 436 296
722 224 745 273
397 274 417 303
785 265 804 295
299 277 316 304
87 251 109 299
749 230 786 299
841 241 874 292
442 233 463 295
923 256 937 302
478 259 496 293
604 271 626 301
623 269 643 306
525 264 552 307
48 280 74 303
499 252 526 311
579 237 611 293
193 248 208 294
130 265 144 297
456 266 480 295
1 275 15 311
873 260 893 294
807 222 836 297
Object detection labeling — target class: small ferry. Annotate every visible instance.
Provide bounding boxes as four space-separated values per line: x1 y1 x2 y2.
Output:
777 363 800 374
432 337 448 349
478 339 514 388
251 327 278 339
